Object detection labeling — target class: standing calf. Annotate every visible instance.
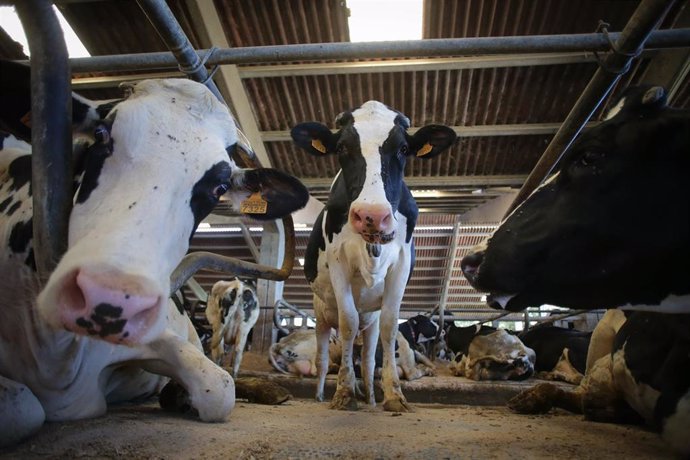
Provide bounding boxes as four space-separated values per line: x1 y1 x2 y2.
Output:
291 101 455 411
206 278 259 377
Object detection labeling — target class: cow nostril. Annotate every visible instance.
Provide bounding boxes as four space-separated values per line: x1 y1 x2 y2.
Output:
460 252 484 275
351 210 363 224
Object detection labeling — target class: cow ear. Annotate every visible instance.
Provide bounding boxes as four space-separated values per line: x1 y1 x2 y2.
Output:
408 125 457 159
291 122 338 156
233 168 310 220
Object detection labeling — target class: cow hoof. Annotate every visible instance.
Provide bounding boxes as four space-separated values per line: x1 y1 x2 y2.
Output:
507 383 559 414
159 380 195 415
330 388 358 410
383 397 411 413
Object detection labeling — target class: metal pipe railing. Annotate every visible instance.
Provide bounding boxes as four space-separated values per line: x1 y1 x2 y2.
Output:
505 0 678 216
16 0 72 280
135 0 224 103
58 28 690 74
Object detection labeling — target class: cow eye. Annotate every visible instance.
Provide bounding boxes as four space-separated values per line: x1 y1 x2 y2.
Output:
579 151 603 166
213 183 230 198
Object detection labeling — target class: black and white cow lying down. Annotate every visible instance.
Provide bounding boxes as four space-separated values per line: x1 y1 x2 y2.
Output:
0 76 308 447
205 278 260 377
460 86 690 455
518 326 591 384
291 101 455 411
445 323 535 381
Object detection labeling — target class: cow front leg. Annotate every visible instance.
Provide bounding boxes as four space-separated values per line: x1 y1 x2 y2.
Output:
360 316 380 406
314 297 331 403
142 332 234 422
380 307 410 412
331 308 359 411
0 375 46 447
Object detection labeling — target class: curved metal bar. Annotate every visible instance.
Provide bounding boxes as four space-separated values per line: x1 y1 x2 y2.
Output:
169 216 295 296
16 0 73 280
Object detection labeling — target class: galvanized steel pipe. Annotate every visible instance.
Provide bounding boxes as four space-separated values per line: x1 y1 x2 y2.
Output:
16 0 72 280
136 0 224 102
64 28 690 74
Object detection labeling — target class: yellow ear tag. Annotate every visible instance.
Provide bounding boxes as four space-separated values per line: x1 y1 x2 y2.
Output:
416 143 433 157
311 139 327 154
20 111 32 128
240 192 268 215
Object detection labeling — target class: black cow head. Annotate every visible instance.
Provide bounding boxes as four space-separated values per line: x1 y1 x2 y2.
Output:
461 86 690 312
291 101 455 244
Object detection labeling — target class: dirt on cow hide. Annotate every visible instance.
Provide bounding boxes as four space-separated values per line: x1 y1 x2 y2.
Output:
0 352 675 459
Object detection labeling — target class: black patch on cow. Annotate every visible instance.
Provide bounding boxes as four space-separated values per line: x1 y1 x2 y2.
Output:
189 161 233 239
78 302 127 338
612 312 690 432
75 131 114 204
8 155 31 192
0 132 8 150
72 97 92 128
0 196 12 213
242 289 257 322
9 218 32 254
519 326 591 374
6 200 20 216
304 210 325 284
446 323 497 357
220 288 238 322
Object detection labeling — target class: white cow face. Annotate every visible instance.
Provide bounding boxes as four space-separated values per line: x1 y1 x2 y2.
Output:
38 79 308 345
291 101 455 244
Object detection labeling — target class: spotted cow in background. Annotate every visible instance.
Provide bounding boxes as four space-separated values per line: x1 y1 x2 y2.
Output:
292 101 455 411
445 323 535 381
269 328 340 377
206 278 260 377
0 70 309 447
460 86 690 455
398 314 438 354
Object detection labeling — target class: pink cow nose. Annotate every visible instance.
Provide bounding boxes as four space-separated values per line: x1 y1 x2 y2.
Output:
59 269 161 343
349 204 395 241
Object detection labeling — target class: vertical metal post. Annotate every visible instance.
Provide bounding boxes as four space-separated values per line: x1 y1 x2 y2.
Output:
136 0 225 103
16 0 73 280
506 0 677 216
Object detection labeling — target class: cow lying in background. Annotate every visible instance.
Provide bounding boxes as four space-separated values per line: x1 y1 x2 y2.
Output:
460 85 690 455
0 73 309 447
445 323 535 380
269 328 434 381
292 101 455 411
269 328 340 377
398 314 438 354
519 326 591 384
205 278 259 377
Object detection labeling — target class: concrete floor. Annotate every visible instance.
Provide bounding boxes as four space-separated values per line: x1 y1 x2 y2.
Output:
0 353 675 459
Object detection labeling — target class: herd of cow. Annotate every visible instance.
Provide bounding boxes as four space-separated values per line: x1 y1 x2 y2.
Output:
0 58 688 455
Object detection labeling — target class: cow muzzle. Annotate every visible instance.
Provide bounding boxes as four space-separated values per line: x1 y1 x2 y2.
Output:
55 268 164 344
349 204 396 244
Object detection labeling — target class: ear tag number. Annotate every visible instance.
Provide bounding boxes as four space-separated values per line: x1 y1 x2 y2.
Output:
240 192 268 214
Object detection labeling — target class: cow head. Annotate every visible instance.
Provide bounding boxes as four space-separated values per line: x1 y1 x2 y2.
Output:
291 101 455 244
37 79 309 344
461 86 690 312
452 329 535 381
